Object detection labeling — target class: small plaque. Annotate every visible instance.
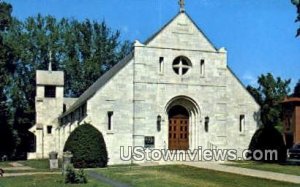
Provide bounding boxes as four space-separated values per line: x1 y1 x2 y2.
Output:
144 136 155 148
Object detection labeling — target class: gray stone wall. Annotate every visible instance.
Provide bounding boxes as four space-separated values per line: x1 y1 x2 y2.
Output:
86 60 134 164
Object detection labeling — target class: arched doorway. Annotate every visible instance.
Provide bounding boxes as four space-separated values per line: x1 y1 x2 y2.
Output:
165 96 200 150
168 105 189 150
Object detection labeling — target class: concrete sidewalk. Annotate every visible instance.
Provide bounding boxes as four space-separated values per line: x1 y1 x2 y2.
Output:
2 172 60 177
1 166 33 171
1 161 33 170
183 162 300 184
1 161 58 177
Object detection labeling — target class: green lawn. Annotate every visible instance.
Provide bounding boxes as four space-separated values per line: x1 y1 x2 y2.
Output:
0 159 110 186
0 161 11 167
18 159 61 170
2 160 299 186
95 165 297 187
224 161 300 176
0 174 110 187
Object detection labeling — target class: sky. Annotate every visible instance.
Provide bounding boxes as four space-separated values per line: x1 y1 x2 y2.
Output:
6 0 300 89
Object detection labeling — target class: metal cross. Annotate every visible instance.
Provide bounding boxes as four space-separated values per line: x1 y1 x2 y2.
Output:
179 0 185 12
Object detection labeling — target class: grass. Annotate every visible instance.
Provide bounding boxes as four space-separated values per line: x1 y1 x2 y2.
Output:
224 161 300 176
0 159 110 186
95 165 297 187
18 159 61 170
0 159 61 173
0 161 11 167
2 160 299 186
0 174 110 187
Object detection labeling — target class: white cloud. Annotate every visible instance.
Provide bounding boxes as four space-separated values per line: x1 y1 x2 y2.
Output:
122 26 129 33
242 72 257 86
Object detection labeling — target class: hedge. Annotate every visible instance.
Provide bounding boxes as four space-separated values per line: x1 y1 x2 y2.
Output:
248 126 287 163
64 122 108 168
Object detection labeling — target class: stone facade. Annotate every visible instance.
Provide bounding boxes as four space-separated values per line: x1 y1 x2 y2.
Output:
28 12 260 164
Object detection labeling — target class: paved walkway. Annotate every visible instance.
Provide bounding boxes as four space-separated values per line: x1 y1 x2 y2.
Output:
3 172 60 177
1 162 33 173
87 170 130 187
183 162 300 184
2 166 33 171
9 162 25 167
1 161 33 170
0 162 59 177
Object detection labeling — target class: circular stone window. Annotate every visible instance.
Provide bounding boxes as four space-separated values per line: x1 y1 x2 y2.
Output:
172 56 192 76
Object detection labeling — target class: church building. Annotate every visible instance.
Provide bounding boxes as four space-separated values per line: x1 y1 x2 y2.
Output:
28 1 260 164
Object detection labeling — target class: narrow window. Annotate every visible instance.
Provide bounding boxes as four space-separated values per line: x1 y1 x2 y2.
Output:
71 113 75 122
80 107 84 118
200 59 205 76
80 103 87 118
108 111 113 130
204 116 209 132
239 115 245 132
63 104 67 113
44 86 56 98
159 57 164 74
47 126 53 134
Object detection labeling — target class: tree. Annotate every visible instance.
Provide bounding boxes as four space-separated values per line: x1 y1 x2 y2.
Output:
247 73 291 128
2 11 131 158
292 0 300 37
247 73 290 163
0 1 18 158
64 122 108 168
61 20 132 97
293 80 300 97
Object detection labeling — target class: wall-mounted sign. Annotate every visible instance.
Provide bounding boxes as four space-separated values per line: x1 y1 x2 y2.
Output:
144 136 155 148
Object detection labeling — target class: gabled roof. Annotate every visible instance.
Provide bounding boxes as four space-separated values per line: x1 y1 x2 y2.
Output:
227 66 260 107
144 12 218 51
60 52 134 118
144 12 181 45
60 11 218 118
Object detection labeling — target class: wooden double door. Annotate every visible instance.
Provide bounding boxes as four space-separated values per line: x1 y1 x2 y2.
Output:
168 114 189 150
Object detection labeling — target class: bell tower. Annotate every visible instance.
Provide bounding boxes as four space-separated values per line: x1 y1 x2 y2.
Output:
32 59 64 158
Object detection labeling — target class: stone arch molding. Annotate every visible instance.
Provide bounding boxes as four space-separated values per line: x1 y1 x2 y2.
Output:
165 95 201 117
164 95 202 150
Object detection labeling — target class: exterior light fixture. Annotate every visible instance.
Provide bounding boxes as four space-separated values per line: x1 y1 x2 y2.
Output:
157 115 162 132
204 116 209 132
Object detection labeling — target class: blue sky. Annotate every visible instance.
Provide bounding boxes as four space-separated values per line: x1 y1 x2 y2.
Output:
6 0 300 88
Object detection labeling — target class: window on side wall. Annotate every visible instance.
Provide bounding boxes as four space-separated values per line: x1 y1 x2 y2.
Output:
108 111 113 130
44 86 56 98
200 59 205 77
47 126 53 134
239 115 245 132
159 57 164 74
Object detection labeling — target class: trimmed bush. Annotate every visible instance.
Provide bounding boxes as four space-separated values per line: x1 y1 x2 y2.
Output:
248 126 287 163
64 122 108 168
65 164 87 184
